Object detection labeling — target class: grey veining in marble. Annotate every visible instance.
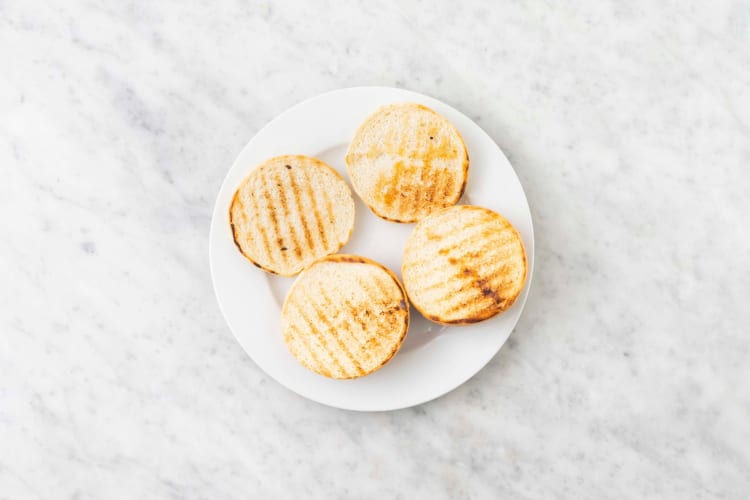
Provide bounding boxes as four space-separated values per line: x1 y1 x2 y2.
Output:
1 0 749 498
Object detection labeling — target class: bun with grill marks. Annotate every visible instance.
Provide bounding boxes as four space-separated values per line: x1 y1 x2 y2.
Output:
229 155 355 276
402 205 527 325
281 255 409 379
345 103 469 223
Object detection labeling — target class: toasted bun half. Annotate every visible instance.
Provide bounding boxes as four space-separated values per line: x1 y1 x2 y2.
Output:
281 255 409 379
229 155 355 276
402 205 527 325
345 103 469 223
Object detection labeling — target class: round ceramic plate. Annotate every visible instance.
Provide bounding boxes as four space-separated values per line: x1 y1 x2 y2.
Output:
209 87 534 411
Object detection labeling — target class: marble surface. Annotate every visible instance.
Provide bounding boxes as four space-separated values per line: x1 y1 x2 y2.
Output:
1 0 749 498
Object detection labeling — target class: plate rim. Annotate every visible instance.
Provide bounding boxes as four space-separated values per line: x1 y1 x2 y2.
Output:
209 86 535 411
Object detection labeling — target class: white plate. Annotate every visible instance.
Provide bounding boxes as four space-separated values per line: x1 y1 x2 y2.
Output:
209 87 534 411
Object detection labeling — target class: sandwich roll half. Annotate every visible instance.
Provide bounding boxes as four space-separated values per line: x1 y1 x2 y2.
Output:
230 155 355 276
402 205 527 325
282 255 409 379
346 103 469 223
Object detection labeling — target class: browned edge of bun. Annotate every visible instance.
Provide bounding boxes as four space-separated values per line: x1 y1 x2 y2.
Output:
229 188 280 275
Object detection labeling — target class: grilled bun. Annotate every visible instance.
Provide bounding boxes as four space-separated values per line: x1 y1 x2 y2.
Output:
402 205 527 325
281 255 409 379
345 103 469 223
229 155 355 276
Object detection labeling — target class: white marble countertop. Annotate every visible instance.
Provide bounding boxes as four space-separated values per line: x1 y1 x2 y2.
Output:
2 1 749 498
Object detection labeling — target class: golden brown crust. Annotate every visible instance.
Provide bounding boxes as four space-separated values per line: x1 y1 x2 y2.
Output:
281 254 409 379
455 145 470 203
323 254 371 265
402 205 527 325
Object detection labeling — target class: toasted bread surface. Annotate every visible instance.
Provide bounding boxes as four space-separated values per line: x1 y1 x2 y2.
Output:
229 155 355 276
281 255 409 379
402 205 527 325
345 103 469 223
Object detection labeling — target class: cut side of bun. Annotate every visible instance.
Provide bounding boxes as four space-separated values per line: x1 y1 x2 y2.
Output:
230 155 355 276
345 103 469 223
402 205 527 325
281 255 409 379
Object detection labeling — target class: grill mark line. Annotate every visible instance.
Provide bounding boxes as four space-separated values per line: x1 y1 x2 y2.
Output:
274 170 303 263
288 166 315 256
248 179 273 265
260 167 283 268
